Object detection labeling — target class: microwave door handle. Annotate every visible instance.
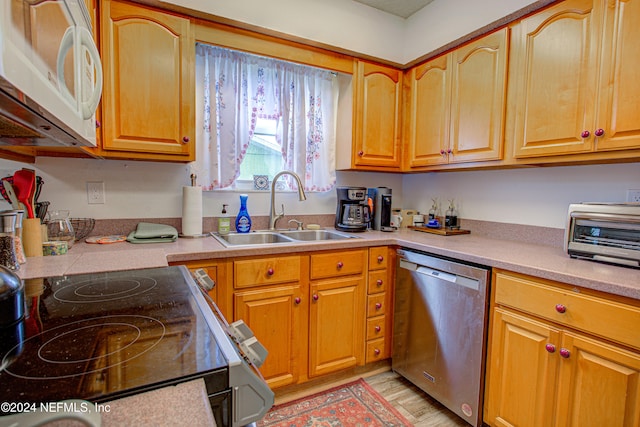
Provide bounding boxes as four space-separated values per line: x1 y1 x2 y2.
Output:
56 26 78 107
78 27 102 119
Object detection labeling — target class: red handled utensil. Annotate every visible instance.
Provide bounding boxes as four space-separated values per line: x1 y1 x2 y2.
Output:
13 169 35 218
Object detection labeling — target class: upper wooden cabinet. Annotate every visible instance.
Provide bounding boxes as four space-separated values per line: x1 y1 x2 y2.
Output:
511 0 640 158
100 0 195 161
352 61 402 170
404 29 509 169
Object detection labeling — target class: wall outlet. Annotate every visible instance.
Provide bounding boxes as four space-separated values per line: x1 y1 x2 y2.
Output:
627 189 640 203
87 181 105 204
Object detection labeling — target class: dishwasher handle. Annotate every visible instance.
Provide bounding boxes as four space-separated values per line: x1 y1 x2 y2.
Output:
399 258 480 291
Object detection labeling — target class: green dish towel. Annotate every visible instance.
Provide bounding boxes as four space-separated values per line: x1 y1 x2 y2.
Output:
126 222 178 244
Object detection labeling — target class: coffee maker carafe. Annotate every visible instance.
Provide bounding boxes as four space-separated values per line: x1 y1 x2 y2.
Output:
335 187 369 232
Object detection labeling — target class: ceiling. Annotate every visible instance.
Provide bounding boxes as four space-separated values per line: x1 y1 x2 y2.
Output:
352 0 435 18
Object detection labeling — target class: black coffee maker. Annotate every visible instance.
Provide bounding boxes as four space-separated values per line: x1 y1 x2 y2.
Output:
335 187 369 232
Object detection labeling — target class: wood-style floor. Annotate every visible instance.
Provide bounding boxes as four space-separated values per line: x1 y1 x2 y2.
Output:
365 370 469 426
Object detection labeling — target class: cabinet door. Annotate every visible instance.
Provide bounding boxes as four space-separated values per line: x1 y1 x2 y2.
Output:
405 55 451 168
234 284 304 389
555 332 640 427
101 0 194 158
450 28 508 163
353 61 402 169
309 276 364 377
595 0 640 151
485 308 561 427
512 0 601 158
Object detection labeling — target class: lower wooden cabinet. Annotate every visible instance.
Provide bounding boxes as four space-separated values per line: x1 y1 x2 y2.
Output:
484 270 640 427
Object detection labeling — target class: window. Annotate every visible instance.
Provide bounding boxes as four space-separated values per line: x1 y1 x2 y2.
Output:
192 44 339 192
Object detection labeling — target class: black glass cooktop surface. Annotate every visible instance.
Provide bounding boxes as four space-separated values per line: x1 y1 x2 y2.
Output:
0 266 228 408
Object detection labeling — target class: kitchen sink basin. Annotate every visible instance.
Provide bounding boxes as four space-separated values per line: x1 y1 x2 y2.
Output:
211 229 359 247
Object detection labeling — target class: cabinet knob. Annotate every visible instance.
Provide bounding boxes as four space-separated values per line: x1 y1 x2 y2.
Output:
447 148 452 154
377 255 384 263
555 304 566 314
358 150 364 156
376 279 383 286
594 128 605 137
313 294 319 301
581 130 590 138
440 149 446 155
95 120 101 128
545 343 556 353
375 302 382 310
182 136 190 143
294 297 301 305
267 268 275 276
337 261 344 269
559 348 571 359
375 325 381 333
374 348 381 355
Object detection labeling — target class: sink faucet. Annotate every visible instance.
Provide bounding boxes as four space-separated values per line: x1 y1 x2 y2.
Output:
269 171 307 230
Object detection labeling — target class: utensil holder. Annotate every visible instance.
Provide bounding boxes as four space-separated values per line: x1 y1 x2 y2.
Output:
23 218 43 257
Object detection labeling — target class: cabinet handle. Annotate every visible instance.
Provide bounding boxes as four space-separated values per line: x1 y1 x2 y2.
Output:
545 343 556 353
267 268 274 276
376 279 383 286
595 128 605 137
358 150 364 156
377 255 384 263
374 348 381 355
294 297 301 305
313 294 319 301
581 130 590 138
559 348 571 359
337 261 344 269
182 136 190 143
555 304 566 314
375 302 382 310
375 325 381 333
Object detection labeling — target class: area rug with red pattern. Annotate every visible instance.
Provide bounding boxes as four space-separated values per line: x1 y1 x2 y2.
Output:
257 378 411 427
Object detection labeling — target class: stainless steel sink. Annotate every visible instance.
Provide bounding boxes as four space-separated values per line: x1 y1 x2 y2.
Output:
211 229 359 247
279 229 355 241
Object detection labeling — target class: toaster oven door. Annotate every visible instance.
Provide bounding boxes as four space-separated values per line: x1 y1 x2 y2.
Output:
568 215 640 267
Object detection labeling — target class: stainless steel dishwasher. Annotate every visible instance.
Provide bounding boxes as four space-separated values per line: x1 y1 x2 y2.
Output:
393 248 490 427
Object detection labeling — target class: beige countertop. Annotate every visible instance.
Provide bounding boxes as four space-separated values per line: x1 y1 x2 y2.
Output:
15 228 640 301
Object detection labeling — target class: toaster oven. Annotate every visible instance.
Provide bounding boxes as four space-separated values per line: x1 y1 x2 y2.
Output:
565 203 640 268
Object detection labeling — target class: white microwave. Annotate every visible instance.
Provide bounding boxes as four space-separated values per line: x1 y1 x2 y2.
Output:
0 0 102 147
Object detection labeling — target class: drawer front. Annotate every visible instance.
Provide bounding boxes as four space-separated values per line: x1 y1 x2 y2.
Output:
234 256 301 288
368 247 388 271
367 293 387 318
366 315 386 340
310 249 365 280
366 338 386 363
495 272 640 350
367 270 387 294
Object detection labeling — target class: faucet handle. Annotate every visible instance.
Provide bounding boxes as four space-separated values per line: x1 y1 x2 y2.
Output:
288 219 304 230
279 203 285 216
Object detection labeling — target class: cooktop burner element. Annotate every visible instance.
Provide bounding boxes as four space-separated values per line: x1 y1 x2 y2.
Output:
0 266 229 411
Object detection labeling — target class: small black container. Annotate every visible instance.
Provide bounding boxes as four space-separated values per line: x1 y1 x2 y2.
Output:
0 265 24 328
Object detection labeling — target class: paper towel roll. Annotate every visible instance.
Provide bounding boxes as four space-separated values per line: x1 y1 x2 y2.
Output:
182 186 203 236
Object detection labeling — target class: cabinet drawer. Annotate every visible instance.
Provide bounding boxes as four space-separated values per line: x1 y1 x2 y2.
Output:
365 338 386 363
368 247 388 270
367 270 387 294
366 316 386 340
310 249 365 280
367 293 386 318
495 272 640 350
234 256 301 288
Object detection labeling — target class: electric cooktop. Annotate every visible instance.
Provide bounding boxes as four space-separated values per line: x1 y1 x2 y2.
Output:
0 266 229 410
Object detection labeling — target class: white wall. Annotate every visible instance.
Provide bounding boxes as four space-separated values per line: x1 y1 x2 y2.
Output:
402 163 640 229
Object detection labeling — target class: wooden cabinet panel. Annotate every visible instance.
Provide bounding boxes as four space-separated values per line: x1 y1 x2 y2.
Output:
365 337 386 363
353 61 402 169
101 0 194 159
234 256 301 288
367 270 387 294
309 249 365 280
234 284 303 389
366 315 386 340
366 293 386 317
308 276 364 377
368 246 389 270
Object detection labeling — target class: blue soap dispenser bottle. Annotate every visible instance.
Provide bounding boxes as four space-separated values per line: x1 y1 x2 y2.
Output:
235 194 252 233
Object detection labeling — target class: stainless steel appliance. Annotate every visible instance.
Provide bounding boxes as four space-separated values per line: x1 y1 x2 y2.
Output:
565 202 640 268
0 0 102 147
335 186 369 232
393 248 490 427
372 187 393 231
0 266 273 427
